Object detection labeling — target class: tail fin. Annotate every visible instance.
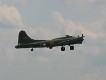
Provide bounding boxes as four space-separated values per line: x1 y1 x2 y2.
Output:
18 30 35 44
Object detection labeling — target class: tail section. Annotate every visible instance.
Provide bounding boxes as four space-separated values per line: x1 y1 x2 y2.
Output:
18 30 35 44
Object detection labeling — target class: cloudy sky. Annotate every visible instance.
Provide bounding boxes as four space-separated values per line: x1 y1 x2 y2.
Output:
0 0 106 80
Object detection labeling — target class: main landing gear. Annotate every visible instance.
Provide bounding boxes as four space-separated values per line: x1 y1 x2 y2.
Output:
61 46 65 51
70 46 74 50
61 46 74 51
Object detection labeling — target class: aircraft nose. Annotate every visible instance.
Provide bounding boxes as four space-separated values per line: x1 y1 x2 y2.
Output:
79 37 84 41
82 37 84 41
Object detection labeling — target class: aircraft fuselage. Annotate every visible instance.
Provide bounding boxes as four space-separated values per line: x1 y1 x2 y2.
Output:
15 30 84 51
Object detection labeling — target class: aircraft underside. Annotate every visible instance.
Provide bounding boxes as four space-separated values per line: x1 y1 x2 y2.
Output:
31 46 74 51
15 44 75 51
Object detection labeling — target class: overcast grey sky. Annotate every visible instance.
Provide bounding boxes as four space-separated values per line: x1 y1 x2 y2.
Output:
0 0 106 80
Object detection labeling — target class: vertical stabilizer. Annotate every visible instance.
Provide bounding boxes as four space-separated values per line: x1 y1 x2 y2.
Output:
18 30 35 44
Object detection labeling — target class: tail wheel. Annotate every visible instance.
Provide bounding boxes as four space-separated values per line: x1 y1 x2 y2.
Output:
70 46 74 50
31 48 33 51
61 46 65 51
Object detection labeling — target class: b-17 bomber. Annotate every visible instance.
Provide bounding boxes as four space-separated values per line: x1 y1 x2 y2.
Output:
15 30 84 51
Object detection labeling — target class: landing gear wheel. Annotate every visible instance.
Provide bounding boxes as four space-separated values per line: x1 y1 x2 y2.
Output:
70 46 74 50
61 47 65 51
31 48 33 51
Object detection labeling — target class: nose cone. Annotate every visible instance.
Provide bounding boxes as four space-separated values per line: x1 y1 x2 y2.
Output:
79 37 84 41
77 37 84 44
82 38 84 41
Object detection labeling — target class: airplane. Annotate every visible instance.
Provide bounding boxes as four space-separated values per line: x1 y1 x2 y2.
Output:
15 30 84 51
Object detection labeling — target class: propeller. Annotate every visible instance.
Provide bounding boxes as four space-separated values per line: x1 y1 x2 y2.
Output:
82 34 85 43
82 34 84 37
82 34 85 38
